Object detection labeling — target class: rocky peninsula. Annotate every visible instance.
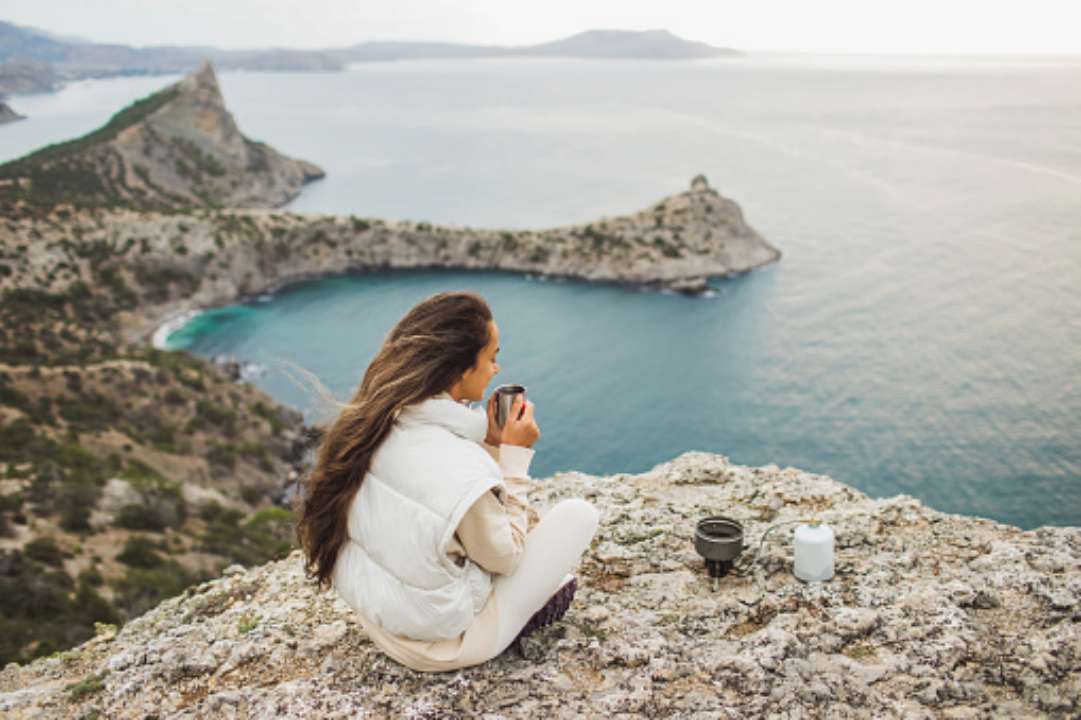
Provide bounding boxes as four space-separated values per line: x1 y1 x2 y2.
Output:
0 61 324 211
1 452 1078 718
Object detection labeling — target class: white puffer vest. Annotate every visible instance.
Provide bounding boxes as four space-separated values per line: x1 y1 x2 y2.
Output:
331 391 505 641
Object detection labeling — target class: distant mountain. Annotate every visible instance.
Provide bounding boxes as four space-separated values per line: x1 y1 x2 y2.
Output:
0 20 340 91
524 29 737 59
0 21 70 63
0 22 741 94
0 57 56 94
0 60 323 213
334 29 739 62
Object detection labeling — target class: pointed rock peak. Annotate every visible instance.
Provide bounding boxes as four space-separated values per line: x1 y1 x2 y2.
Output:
690 174 711 192
179 58 222 97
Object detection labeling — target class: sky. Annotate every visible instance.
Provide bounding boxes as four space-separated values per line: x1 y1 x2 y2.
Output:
5 0 1081 56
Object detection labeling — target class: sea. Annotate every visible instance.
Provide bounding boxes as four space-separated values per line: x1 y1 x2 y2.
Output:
3 53 1078 529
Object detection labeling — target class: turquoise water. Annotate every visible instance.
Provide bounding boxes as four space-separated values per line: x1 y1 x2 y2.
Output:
5 55 1080 529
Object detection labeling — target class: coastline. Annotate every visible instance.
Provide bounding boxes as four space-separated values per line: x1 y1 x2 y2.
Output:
149 308 203 350
146 265 738 348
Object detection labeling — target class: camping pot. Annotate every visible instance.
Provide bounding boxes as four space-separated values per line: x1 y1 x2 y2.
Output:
694 516 744 578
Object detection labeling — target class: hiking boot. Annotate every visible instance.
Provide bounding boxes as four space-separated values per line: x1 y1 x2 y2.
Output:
512 574 578 647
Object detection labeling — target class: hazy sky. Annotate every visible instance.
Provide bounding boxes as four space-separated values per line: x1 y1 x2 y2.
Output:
5 0 1081 55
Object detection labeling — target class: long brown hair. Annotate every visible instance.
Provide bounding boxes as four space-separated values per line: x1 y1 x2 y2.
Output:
294 290 493 590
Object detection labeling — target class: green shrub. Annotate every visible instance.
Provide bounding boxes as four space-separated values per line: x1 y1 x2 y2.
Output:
119 458 162 486
527 246 550 263
57 477 99 533
58 392 121 433
206 443 237 470
195 399 236 432
115 504 167 532
250 401 285 434
116 535 165 568
198 501 295 565
110 559 203 620
24 537 64 566
0 548 121 665
0 419 36 462
78 566 104 587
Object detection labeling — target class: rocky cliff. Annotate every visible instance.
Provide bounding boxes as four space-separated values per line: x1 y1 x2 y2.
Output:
0 60 324 213
1 452 1077 718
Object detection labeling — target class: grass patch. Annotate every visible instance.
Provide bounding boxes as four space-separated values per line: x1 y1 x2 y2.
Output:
237 613 259 634
66 671 107 702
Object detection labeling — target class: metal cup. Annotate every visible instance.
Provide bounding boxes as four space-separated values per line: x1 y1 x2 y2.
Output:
494 384 527 428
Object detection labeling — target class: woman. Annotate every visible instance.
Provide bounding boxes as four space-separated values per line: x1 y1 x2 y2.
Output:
295 290 600 672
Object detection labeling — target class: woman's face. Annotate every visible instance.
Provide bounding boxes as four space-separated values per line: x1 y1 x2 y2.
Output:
450 320 500 402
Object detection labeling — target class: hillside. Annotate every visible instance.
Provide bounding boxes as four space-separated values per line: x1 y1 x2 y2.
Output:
1 452 1077 717
0 60 324 214
0 62 327 667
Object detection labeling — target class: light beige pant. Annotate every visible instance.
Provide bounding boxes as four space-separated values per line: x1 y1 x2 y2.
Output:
488 497 601 656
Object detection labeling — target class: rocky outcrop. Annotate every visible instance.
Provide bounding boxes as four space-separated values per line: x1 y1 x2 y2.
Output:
0 60 324 213
1 451 1076 718
0 100 23 124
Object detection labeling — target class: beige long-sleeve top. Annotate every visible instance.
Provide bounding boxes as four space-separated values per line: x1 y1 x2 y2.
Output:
352 440 539 672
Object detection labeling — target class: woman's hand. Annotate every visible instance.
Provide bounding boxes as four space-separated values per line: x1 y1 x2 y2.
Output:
501 395 540 449
484 393 503 446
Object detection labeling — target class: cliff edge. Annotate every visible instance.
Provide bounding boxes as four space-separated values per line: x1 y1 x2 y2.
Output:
1 452 1077 718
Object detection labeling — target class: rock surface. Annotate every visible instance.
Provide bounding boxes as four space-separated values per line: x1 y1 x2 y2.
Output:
2 451 1077 718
